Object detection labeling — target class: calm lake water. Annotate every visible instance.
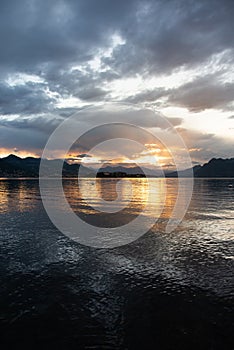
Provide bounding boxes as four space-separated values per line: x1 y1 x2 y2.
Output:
0 178 233 349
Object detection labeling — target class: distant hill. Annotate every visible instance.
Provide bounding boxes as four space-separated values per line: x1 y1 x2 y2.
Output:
0 156 163 178
194 158 234 177
0 155 40 177
0 154 92 177
167 158 234 177
166 165 201 178
0 155 233 178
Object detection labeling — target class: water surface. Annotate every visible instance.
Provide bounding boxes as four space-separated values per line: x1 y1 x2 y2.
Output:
0 178 233 349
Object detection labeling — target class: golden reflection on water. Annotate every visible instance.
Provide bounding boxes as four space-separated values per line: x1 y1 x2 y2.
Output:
0 180 39 213
0 178 180 219
64 178 178 220
0 178 233 241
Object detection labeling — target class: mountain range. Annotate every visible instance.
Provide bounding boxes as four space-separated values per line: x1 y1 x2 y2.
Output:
167 158 234 177
0 154 233 178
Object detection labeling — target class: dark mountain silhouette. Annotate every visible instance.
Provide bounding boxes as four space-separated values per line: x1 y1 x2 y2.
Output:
166 165 201 177
0 156 162 178
195 158 234 177
0 155 233 177
0 154 92 177
167 158 234 177
0 155 39 177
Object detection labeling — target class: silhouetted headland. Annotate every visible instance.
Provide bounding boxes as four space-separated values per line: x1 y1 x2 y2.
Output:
0 154 233 178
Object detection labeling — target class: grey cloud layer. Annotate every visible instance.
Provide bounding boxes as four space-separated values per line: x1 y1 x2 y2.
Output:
0 0 136 73
104 0 234 75
175 127 233 162
0 0 233 160
0 82 56 115
1 0 234 107
168 75 234 112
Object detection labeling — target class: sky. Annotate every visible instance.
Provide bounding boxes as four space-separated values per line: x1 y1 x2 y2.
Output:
0 0 233 168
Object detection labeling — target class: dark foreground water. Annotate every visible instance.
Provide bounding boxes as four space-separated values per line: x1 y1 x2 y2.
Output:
0 178 233 349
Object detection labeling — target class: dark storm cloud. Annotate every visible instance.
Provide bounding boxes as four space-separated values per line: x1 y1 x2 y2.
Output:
0 0 137 74
0 0 233 110
66 106 183 129
0 116 62 134
0 0 233 161
77 87 108 101
0 115 67 154
0 82 56 115
0 125 48 151
168 75 234 112
55 107 84 118
125 88 167 104
104 0 234 76
1 0 233 80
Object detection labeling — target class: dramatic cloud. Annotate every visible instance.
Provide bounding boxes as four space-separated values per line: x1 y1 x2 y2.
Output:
168 75 234 112
175 127 233 162
104 0 234 75
0 0 136 74
125 88 167 104
0 116 63 134
0 0 233 163
0 82 57 115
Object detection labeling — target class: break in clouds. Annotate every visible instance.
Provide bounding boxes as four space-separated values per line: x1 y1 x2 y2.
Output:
0 0 233 163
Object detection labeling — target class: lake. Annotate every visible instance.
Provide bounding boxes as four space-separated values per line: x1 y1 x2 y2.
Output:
0 178 233 349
